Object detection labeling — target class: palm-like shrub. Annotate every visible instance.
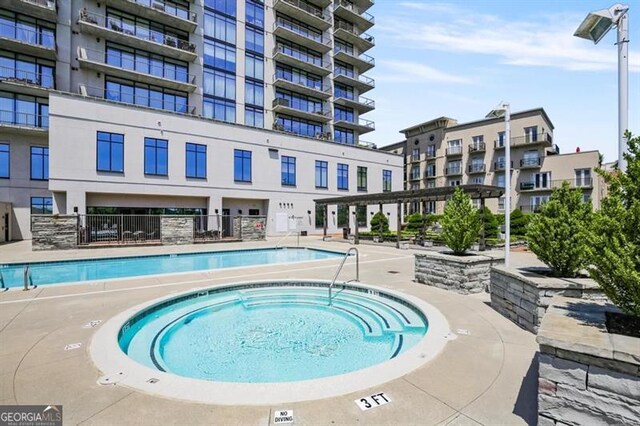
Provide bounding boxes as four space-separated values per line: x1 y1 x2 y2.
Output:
526 181 592 277
587 132 640 316
441 188 481 255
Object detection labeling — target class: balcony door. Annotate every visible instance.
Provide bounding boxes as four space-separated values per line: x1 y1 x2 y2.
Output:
575 169 591 187
524 126 538 143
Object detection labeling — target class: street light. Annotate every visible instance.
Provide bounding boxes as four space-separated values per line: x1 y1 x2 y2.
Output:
486 102 511 268
574 3 630 171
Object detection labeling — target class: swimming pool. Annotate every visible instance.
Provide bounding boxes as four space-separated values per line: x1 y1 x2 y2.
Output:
92 280 451 404
0 248 343 288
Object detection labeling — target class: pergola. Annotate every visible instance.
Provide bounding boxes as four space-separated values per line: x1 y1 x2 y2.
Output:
314 185 505 250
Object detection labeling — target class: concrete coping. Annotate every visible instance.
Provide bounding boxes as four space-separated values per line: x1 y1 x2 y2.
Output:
491 266 601 290
537 296 640 370
415 250 504 264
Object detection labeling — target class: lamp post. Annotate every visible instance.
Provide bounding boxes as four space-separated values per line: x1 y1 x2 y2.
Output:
486 103 511 267
574 3 630 172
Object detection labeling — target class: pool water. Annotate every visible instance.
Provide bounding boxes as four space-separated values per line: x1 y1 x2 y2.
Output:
0 248 343 288
120 284 428 383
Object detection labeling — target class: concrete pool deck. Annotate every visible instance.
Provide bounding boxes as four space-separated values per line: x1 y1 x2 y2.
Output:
0 238 540 425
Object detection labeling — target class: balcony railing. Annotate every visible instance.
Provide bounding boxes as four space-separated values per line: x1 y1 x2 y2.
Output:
519 205 544 213
334 0 375 24
121 0 197 22
334 93 375 108
0 110 48 128
425 171 437 178
520 178 593 191
80 47 196 84
274 17 330 46
425 151 436 159
273 72 330 94
520 157 541 168
445 146 463 156
469 142 486 153
333 46 375 66
0 65 54 89
277 0 326 20
334 21 375 46
21 0 56 9
0 22 55 48
468 164 486 173
78 9 196 53
445 166 462 175
80 84 195 115
273 45 330 70
494 160 513 170
410 154 420 162
494 132 553 148
334 68 375 87
273 97 330 118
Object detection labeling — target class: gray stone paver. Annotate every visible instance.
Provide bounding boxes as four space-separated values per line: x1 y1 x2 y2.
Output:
0 238 540 425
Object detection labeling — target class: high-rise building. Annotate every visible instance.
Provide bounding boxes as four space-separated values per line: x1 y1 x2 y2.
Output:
0 0 397 242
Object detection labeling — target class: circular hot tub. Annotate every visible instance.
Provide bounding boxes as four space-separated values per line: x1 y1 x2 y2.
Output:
91 280 450 404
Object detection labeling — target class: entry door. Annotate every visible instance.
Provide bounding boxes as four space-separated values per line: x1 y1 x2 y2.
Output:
222 208 231 237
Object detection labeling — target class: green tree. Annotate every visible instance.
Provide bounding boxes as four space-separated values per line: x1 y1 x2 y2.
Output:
526 181 592 277
405 213 426 233
441 188 481 255
370 211 389 236
510 209 530 237
478 207 499 239
587 132 640 316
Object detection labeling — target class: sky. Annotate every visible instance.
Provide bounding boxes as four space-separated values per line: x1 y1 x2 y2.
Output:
366 0 640 162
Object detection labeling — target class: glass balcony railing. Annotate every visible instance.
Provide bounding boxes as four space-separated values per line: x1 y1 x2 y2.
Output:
273 72 330 94
80 84 194 115
334 0 374 24
520 157 541 168
445 146 462 156
333 67 375 87
21 0 56 10
273 97 329 117
274 17 329 46
0 65 55 88
334 21 375 46
0 21 55 48
273 45 329 70
121 0 197 22
494 132 553 148
276 0 326 21
333 46 375 66
0 110 49 128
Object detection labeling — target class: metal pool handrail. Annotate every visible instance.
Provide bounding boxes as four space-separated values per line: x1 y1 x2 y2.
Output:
328 247 359 306
275 230 301 248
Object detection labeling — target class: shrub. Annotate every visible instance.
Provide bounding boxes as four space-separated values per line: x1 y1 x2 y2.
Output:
510 209 530 237
370 211 389 235
587 132 640 316
526 181 592 277
405 213 426 233
440 188 481 255
478 207 499 239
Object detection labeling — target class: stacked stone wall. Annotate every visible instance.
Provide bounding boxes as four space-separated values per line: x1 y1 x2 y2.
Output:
160 216 194 245
414 252 503 294
31 215 78 250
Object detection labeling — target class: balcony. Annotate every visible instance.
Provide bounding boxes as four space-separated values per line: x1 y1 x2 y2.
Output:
99 0 197 32
0 66 54 97
494 132 553 149
469 142 486 153
273 0 332 31
273 74 331 99
273 18 332 53
273 45 332 76
425 151 436 160
77 10 197 62
445 166 463 176
468 164 486 174
333 0 374 31
521 178 593 191
0 22 56 60
333 94 374 113
4 0 56 21
0 110 48 135
333 68 375 93
79 84 196 115
77 47 197 92
445 146 463 156
272 98 332 123
333 21 375 53
519 157 542 169
494 161 513 171
334 116 375 134
425 171 437 179
519 205 544 213
332 46 375 72
409 154 420 163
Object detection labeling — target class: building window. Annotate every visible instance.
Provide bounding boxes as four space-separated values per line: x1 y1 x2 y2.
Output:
245 106 264 128
204 40 236 72
245 27 264 53
106 43 188 83
411 148 420 161
234 149 252 182
245 53 264 80
448 179 461 186
426 163 436 177
533 172 551 189
426 180 435 189
0 143 9 178
471 176 485 185
246 0 264 28
411 165 420 180
0 51 55 88
426 144 436 158
96 131 124 173
497 174 505 188
204 11 236 44
315 204 325 228
203 69 235 100
31 196 52 214
426 201 436 214
356 206 367 227
315 160 328 188
205 0 236 16
334 128 354 145
337 163 349 190
383 170 392 192
276 115 323 138
524 126 538 143
245 80 263 106
30 146 48 180
144 138 168 176
575 168 592 187
281 155 296 186
203 97 235 123
498 196 505 211
334 106 354 122
185 143 206 178
337 204 348 227
357 166 367 191
105 78 188 113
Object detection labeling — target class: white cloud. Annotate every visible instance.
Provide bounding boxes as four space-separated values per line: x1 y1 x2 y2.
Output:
376 60 472 84
378 8 640 73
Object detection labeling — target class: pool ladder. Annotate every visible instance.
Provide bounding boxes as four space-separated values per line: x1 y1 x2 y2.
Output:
23 266 36 291
275 230 300 248
328 247 359 306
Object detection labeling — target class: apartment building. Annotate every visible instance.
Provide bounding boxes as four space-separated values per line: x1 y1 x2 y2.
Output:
383 108 603 214
0 0 397 242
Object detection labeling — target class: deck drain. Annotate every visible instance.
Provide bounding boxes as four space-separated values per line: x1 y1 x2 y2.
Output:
64 343 82 351
98 372 125 385
387 271 400 274
146 378 159 384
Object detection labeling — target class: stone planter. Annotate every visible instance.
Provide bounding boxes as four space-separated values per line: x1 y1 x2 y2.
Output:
415 251 504 294
537 297 640 425
490 267 605 333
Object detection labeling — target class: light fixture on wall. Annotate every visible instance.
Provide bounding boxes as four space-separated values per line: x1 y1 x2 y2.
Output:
307 210 311 215
370 212 374 215
214 209 219 214
73 206 78 213
238 209 243 214
331 211 335 215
